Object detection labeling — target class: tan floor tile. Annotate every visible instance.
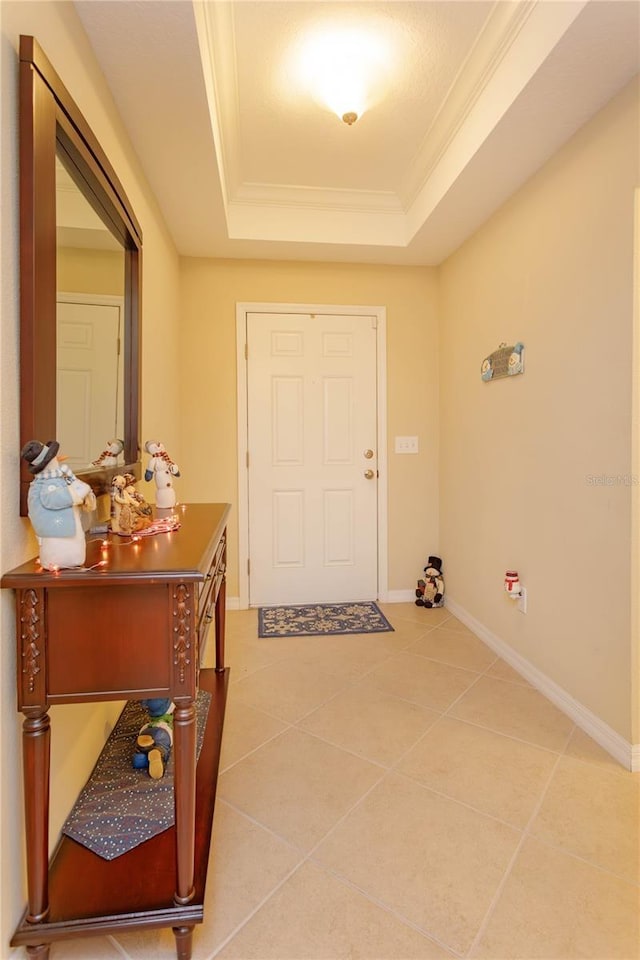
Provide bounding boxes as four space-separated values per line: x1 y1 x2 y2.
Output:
254 628 413 671
530 755 640 883
472 837 640 959
365 651 480 712
249 633 326 659
113 801 301 959
203 801 303 952
378 601 451 627
87 604 637 960
315 773 521 955
214 636 277 679
437 615 476 636
217 860 454 959
225 608 259 638
398 716 558 827
218 727 382 852
44 938 125 959
376 617 440 648
227 607 259 624
564 726 635 775
485 657 531 685
449 675 574 752
281 631 408 682
113 923 176 958
406 627 497 672
299 681 439 767
230 658 346 722
219 696 288 771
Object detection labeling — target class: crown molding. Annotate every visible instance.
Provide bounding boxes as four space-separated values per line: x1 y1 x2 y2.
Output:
226 199 406 247
404 0 588 241
193 1 238 209
234 181 403 213
400 0 538 208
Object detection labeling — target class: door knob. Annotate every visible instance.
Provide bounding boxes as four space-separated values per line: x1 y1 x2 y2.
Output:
364 469 375 479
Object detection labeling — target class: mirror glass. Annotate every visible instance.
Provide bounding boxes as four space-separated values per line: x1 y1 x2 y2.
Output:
55 154 125 470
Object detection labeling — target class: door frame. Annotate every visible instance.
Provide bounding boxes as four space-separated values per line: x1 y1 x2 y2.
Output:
236 301 388 609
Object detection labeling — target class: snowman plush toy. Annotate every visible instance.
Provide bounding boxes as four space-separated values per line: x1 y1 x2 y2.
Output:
132 698 175 779
21 439 96 570
415 556 445 608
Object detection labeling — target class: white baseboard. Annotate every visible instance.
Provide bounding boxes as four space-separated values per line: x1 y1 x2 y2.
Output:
383 589 416 603
226 596 241 611
445 597 638 772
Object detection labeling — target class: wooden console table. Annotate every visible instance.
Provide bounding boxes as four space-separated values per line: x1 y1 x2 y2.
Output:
2 502 231 960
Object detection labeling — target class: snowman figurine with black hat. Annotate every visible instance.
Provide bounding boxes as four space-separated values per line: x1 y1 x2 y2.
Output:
21 439 96 570
415 556 445 608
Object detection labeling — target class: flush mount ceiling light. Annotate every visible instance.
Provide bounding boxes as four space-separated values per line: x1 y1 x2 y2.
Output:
291 24 391 125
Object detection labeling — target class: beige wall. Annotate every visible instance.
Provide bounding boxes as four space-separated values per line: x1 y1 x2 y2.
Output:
438 77 639 742
178 258 440 598
57 246 125 296
0 3 181 949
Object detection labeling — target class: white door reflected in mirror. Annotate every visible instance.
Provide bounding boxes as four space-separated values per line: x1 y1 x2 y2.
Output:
56 156 125 468
56 295 124 470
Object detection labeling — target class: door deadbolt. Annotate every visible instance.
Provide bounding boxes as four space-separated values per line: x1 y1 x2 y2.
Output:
364 449 374 459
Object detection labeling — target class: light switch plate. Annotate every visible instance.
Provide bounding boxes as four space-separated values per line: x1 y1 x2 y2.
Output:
395 436 419 454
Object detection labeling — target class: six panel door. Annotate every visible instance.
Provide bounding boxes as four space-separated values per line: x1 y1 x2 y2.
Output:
247 311 378 605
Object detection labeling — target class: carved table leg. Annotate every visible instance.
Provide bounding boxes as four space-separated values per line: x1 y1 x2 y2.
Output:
22 708 50 922
172 924 194 960
26 944 50 959
214 573 226 672
22 707 51 960
173 699 196 906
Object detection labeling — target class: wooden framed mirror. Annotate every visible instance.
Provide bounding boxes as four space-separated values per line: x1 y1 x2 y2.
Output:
19 35 142 516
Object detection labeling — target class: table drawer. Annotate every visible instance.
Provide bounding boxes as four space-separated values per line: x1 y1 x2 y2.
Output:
197 531 226 632
46 584 173 701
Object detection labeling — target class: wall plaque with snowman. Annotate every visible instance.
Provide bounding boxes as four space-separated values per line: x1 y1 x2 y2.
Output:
481 342 524 382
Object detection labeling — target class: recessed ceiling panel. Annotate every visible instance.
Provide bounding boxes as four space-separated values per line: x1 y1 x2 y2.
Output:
233 1 493 192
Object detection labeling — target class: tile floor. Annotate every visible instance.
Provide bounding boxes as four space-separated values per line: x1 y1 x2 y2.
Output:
33 605 640 959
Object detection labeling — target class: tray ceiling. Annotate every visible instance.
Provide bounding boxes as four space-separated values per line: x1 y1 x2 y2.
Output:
75 1 639 265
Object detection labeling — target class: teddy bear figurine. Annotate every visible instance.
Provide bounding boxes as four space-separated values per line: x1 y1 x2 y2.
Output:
132 698 175 779
21 439 96 570
123 473 153 518
415 556 445 608
110 474 152 535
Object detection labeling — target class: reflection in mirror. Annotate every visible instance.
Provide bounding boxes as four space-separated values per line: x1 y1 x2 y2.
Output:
56 156 125 470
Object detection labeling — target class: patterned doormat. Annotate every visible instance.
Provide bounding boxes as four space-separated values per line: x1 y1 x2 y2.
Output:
62 691 211 860
258 601 394 638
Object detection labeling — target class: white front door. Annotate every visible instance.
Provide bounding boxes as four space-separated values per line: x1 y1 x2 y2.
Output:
246 311 379 605
57 294 124 469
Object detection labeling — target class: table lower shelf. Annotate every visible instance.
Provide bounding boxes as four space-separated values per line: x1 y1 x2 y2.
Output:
11 668 229 949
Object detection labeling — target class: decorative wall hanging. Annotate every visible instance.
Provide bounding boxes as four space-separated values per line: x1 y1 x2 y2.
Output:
481 342 524 381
